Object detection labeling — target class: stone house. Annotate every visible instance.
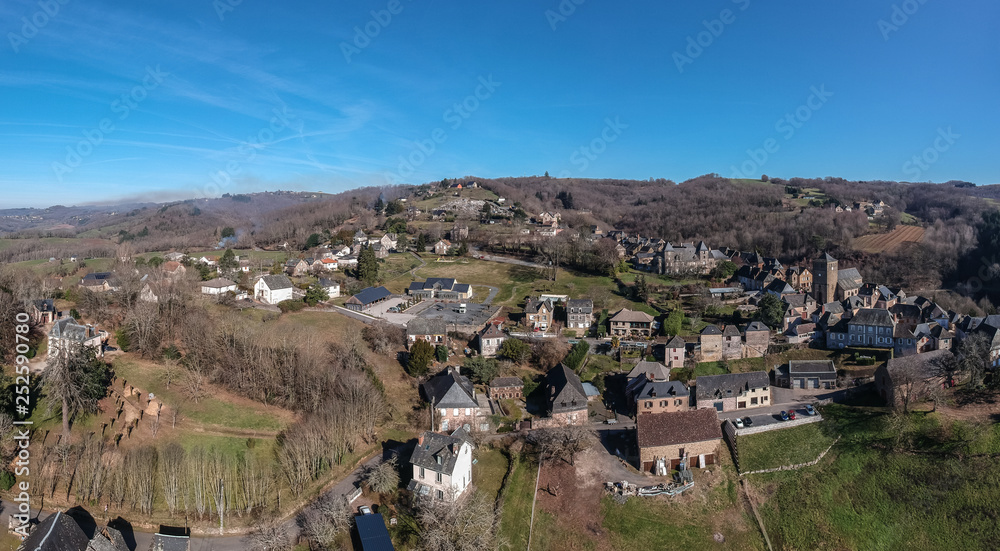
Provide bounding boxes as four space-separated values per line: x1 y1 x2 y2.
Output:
407 318 448 349
488 377 523 400
722 325 742 360
524 298 554 331
423 367 489 432
478 321 506 357
566 298 594 336
434 239 452 255
610 308 655 338
875 349 952 408
48 317 105 360
407 428 474 502
664 336 686 368
546 364 588 426
634 380 690 415
743 321 770 358
699 325 723 362
637 408 722 472
695 371 771 412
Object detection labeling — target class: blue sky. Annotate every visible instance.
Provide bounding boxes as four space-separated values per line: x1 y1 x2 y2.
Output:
1 0 997 207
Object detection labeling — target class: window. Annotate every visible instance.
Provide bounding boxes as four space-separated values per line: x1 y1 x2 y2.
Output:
440 409 447 418
437 490 444 500
436 472 442 483
763 396 769 402
644 401 653 408
465 408 471 416
453 408 459 416
675 399 683 406
751 397 758 405
659 400 667 408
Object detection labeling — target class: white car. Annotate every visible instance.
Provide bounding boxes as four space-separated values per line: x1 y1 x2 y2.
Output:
358 505 373 515
734 417 745 429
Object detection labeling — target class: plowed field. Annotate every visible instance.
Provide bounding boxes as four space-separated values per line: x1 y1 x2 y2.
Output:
853 225 925 253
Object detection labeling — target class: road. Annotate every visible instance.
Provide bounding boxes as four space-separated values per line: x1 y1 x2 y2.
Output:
1 453 384 551
470 247 548 269
408 251 427 277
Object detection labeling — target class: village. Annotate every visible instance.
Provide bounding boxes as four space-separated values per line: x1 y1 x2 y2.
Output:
13 181 996 551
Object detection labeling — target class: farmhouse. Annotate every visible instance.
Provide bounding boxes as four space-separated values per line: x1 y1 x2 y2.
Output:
406 318 448 348
876 349 953 408
345 286 392 312
637 408 722 473
488 377 523 400
254 275 293 305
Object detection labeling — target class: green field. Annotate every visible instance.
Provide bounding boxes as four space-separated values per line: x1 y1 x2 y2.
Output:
693 361 729 377
498 454 538 550
738 421 836 472
754 406 1000 550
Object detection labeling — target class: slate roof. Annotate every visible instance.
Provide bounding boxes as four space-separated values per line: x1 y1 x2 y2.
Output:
87 527 129 551
722 325 741 337
410 429 472 476
885 349 953 380
634 380 688 401
783 294 812 309
489 376 523 389
636 409 722 449
837 268 864 291
350 286 392 306
744 321 769 333
33 299 56 313
480 322 505 339
610 309 654 323
407 317 447 336
18 511 89 551
524 298 553 314
49 318 97 342
567 298 593 313
823 301 845 314
547 363 587 414
201 277 236 289
318 277 339 289
665 335 687 349
765 279 795 295
453 283 471 294
701 325 722 336
848 308 894 327
259 274 293 290
422 367 477 409
695 371 770 402
627 361 671 381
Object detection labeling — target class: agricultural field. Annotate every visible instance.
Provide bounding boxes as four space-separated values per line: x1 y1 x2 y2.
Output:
852 225 925 254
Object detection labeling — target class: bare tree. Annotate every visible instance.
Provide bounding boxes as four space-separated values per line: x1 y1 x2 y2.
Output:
297 493 352 549
159 443 185 515
243 518 290 551
417 492 503 551
44 344 111 436
363 456 399 494
124 300 162 358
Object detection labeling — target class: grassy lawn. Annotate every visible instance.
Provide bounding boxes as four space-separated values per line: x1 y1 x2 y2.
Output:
580 354 620 382
738 421 836 472
472 447 509 502
753 406 1000 550
601 466 765 550
729 357 766 373
499 454 538 551
694 361 729 377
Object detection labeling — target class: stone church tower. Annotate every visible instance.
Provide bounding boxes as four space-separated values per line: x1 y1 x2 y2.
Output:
812 253 838 305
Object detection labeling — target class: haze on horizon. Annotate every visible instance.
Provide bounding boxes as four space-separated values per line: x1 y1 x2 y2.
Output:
1 0 997 209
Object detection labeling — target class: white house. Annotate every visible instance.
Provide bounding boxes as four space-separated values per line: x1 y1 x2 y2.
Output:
254 275 294 305
48 318 105 359
407 429 474 502
319 277 341 299
200 278 238 295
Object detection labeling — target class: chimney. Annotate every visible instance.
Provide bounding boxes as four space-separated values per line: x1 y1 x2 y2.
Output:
418 434 424 446
647 373 654 382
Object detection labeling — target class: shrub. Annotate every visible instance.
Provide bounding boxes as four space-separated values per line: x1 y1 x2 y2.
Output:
563 340 590 371
0 471 15 491
435 345 448 363
277 300 306 313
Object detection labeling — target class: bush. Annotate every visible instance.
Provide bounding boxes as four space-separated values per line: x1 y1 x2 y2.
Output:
0 471 14 491
435 345 448 363
563 340 590 371
115 329 131 352
162 345 182 361
277 300 306 313
408 340 434 376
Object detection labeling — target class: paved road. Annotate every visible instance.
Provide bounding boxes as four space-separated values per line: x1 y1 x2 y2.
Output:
1 453 384 551
409 251 427 277
470 247 547 269
481 285 499 305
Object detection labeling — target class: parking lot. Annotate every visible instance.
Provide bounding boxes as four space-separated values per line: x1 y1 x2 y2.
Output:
725 406 822 431
414 300 495 327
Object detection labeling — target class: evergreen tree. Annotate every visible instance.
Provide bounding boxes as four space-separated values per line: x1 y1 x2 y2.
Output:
304 283 330 306
416 234 427 252
357 245 379 286
218 249 238 275
374 197 385 215
408 340 434 376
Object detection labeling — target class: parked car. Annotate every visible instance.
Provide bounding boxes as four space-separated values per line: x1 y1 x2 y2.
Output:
779 411 789 421
743 417 753 427
358 505 373 515
805 404 816 416
734 417 745 429
788 410 796 420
